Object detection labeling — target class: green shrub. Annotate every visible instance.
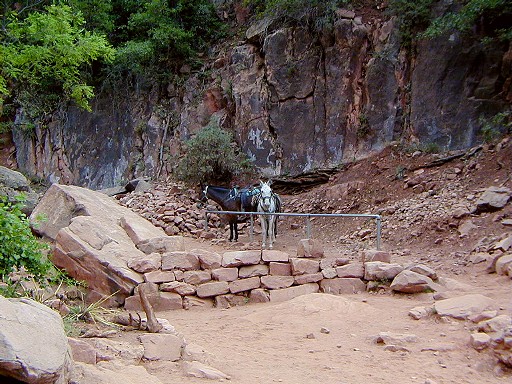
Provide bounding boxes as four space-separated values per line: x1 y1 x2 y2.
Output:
244 0 347 31
388 0 435 46
422 0 512 41
479 111 511 143
0 195 51 279
175 121 255 186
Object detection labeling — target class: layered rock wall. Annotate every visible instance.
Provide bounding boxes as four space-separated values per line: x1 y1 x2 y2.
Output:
11 6 511 189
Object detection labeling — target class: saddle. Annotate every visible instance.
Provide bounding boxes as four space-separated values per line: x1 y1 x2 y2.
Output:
229 186 260 212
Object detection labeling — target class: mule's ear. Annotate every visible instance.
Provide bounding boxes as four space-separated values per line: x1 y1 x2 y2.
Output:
267 179 273 186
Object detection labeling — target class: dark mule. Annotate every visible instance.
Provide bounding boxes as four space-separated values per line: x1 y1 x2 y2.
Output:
199 185 259 241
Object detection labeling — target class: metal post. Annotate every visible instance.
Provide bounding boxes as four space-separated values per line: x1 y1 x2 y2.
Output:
250 215 254 242
376 216 381 250
204 212 209 231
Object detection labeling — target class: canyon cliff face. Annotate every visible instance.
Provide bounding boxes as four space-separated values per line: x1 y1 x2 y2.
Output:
11 6 511 190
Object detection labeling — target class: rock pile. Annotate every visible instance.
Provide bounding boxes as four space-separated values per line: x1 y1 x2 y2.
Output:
117 183 225 238
408 292 512 369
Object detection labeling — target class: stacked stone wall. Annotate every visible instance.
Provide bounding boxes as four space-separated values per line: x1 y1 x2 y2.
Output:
123 239 437 311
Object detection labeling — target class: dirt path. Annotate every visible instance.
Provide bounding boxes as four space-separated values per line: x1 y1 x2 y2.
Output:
136 236 512 384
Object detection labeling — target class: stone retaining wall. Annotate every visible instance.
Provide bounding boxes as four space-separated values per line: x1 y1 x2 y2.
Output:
123 240 432 311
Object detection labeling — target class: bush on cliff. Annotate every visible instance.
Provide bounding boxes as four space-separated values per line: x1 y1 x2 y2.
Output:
175 121 255 186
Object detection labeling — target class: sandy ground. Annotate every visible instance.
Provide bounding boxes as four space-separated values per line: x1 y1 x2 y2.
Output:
134 234 512 384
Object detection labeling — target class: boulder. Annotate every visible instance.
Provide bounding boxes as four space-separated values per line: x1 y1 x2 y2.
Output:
296 239 324 258
0 165 31 191
0 296 73 384
139 333 184 362
364 261 403 281
473 186 511 213
29 184 169 304
0 165 40 214
433 294 496 320
390 270 436 293
182 361 231 380
71 361 164 384
30 184 165 242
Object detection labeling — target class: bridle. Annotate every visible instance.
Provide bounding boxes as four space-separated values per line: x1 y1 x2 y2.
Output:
197 186 209 208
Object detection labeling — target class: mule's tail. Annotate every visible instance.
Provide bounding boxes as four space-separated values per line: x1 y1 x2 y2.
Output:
274 193 282 236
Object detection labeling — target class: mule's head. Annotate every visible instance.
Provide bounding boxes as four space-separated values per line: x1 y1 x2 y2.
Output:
259 180 273 210
197 185 209 208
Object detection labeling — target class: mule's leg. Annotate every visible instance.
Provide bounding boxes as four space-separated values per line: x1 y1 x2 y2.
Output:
261 216 267 248
229 222 234 242
234 221 238 242
268 217 275 249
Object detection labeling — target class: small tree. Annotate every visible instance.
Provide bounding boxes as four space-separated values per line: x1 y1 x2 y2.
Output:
176 122 255 186
0 195 51 280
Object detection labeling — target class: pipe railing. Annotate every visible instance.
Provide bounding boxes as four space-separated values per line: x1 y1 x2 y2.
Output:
204 210 382 250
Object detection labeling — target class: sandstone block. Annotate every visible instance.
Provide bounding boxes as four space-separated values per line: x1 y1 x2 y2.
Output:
262 250 290 262
294 272 323 285
336 263 364 278
269 262 292 276
249 289 270 303
322 267 337 279
144 270 175 284
364 261 403 281
0 297 74 384
190 248 222 269
229 277 261 293
239 264 269 278
405 264 437 280
496 254 512 275
161 251 200 271
215 294 248 309
183 297 214 310
290 258 320 275
222 250 261 267
160 281 196 296
433 294 496 320
297 239 324 258
260 275 295 289
473 186 511 213
470 333 491 350
128 252 161 273
212 267 239 282
196 281 229 298
183 270 212 285
390 270 435 293
139 333 184 361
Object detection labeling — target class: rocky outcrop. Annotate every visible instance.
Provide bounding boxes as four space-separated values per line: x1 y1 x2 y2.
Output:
8 7 510 189
0 296 73 383
0 165 40 214
29 184 168 304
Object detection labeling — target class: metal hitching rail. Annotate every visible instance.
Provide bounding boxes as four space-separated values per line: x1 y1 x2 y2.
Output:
205 210 382 250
